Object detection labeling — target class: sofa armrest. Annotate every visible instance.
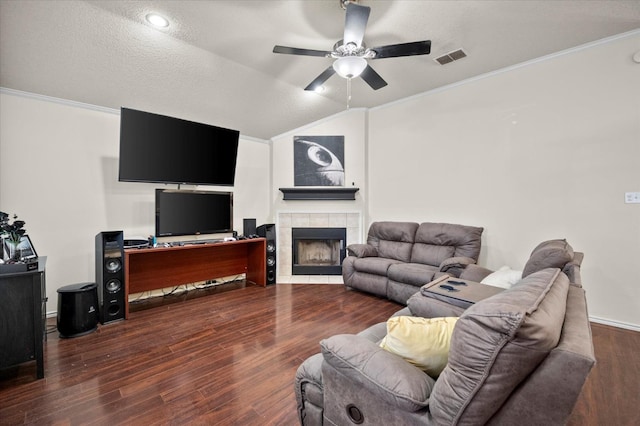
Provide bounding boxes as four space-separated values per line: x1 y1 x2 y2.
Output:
407 292 467 318
347 244 378 258
320 334 435 412
459 264 494 282
439 256 477 275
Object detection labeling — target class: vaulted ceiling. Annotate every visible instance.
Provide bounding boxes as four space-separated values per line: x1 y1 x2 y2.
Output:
1 0 639 139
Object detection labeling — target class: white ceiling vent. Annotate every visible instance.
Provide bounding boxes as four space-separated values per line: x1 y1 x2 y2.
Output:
435 49 467 65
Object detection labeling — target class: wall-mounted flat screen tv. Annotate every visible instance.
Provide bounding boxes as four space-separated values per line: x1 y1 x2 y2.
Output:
155 189 233 237
119 108 240 186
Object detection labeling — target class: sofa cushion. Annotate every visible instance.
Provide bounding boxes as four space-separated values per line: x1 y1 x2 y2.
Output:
488 285 596 425
428 267 569 425
387 263 439 286
411 244 456 267
379 316 458 378
367 221 418 262
411 223 483 266
352 257 404 275
378 240 415 263
522 239 574 278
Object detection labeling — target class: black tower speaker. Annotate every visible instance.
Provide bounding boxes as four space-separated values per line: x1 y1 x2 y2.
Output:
257 223 276 285
243 218 257 237
95 231 125 324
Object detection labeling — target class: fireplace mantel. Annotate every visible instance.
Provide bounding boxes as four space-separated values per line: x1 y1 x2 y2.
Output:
279 187 359 201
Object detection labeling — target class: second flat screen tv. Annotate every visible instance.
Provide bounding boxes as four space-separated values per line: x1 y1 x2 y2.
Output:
119 108 240 186
155 189 233 237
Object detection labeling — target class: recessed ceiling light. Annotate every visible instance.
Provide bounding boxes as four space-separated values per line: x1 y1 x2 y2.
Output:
145 13 169 28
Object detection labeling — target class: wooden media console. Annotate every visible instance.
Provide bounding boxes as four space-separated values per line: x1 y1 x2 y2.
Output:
124 238 267 318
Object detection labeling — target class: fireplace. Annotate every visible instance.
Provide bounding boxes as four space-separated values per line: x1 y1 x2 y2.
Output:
292 228 347 275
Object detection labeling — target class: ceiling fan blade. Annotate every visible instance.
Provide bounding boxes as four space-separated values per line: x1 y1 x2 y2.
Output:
273 45 331 57
360 65 387 90
371 40 432 59
304 66 336 91
343 3 370 47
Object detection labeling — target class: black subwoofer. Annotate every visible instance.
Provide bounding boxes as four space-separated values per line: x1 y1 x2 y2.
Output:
257 223 276 285
95 231 125 324
57 282 99 338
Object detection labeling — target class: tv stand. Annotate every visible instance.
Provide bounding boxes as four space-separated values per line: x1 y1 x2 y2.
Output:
124 238 266 318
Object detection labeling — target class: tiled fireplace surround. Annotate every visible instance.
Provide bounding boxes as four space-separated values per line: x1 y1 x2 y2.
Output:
277 212 363 284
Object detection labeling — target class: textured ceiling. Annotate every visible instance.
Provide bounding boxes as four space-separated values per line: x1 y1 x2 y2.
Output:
1 0 639 139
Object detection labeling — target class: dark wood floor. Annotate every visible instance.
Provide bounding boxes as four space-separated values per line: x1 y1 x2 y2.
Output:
0 283 638 425
567 321 640 426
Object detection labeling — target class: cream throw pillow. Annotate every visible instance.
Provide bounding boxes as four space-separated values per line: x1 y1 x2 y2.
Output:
379 316 458 378
480 266 523 289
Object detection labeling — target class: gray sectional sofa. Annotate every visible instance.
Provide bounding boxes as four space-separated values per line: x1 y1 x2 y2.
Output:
409 238 584 318
295 239 595 425
342 221 484 303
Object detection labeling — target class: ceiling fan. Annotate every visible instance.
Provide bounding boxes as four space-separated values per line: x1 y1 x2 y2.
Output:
273 0 431 92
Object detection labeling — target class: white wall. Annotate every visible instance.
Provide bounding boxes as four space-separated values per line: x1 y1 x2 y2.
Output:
0 92 271 313
367 32 640 328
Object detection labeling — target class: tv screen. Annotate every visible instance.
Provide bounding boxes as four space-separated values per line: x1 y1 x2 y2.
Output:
119 108 240 186
155 189 233 237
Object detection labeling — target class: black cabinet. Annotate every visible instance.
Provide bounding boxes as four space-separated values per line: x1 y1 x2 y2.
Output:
0 257 46 379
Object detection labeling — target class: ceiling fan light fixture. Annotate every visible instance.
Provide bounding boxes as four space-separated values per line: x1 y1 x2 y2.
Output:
333 56 367 79
145 13 169 28
340 0 359 10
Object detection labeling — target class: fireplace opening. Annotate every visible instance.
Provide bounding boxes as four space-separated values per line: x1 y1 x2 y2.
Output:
292 228 346 275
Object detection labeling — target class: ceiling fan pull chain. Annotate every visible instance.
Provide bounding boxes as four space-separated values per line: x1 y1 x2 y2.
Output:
347 77 352 109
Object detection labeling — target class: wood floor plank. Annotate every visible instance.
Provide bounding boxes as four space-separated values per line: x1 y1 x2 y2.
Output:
566 322 640 426
1 283 638 425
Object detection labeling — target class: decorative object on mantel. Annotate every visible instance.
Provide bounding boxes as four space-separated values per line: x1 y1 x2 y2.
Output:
280 187 359 201
294 136 345 186
0 211 38 273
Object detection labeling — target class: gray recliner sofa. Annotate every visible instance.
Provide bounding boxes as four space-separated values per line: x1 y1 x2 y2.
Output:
343 222 484 304
296 239 594 425
408 238 584 318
